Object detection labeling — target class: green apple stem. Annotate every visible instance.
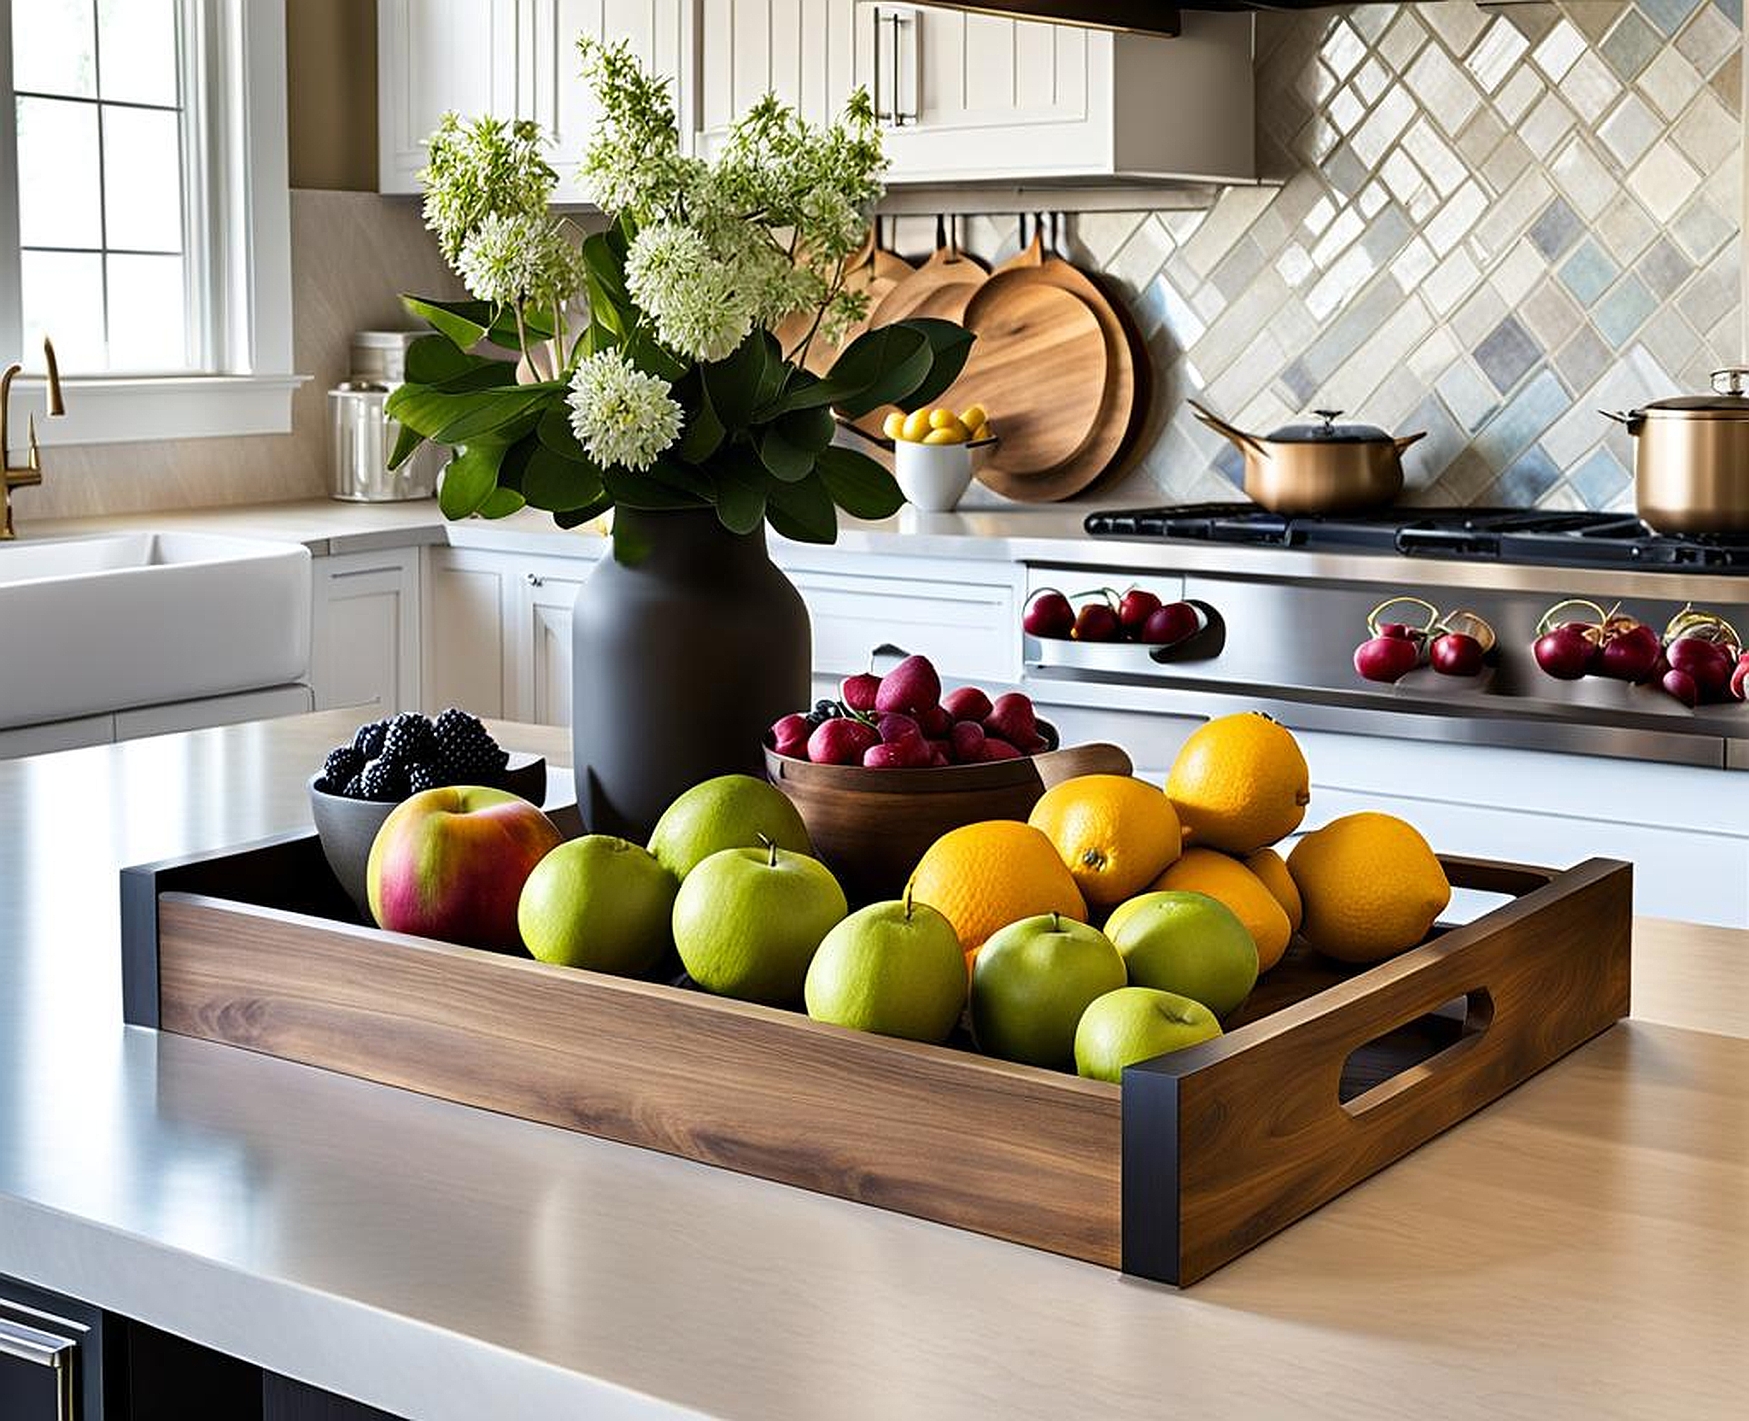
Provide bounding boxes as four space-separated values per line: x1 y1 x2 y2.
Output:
757 832 777 867
903 882 914 922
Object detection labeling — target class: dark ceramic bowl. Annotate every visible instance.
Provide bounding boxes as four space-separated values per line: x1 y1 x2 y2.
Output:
308 753 548 920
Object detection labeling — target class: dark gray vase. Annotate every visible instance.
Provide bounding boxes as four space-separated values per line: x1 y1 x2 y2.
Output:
571 507 812 840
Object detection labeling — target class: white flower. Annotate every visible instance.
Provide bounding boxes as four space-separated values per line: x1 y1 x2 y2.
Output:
623 221 755 363
566 350 683 471
455 213 587 309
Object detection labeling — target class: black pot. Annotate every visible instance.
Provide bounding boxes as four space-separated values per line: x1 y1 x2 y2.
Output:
571 507 812 839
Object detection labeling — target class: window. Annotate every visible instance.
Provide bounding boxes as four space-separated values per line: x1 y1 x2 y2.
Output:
0 0 298 442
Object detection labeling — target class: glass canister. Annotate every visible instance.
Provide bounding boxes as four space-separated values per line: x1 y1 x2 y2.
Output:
327 380 441 502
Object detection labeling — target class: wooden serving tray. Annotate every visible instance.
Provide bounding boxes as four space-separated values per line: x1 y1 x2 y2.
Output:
120 837 1631 1286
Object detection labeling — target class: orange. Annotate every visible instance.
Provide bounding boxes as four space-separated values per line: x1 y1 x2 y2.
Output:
1149 847 1292 972
1287 813 1450 964
1166 712 1310 854
907 821 1087 967
1243 847 1303 935
1028 774 1182 909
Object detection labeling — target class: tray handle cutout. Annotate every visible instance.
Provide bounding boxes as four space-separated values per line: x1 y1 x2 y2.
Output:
1339 988 1495 1115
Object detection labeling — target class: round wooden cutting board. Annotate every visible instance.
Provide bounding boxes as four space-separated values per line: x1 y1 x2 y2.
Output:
944 277 1109 498
868 246 988 327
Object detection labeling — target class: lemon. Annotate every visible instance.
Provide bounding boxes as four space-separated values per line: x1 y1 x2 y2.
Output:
1287 813 1450 964
922 428 967 445
1028 773 1181 909
899 408 933 442
882 410 905 440
959 404 988 431
927 407 962 431
1144 847 1291 972
1166 712 1310 854
969 422 992 442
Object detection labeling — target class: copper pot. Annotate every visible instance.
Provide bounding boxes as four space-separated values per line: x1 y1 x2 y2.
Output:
1604 368 1749 535
1189 401 1426 514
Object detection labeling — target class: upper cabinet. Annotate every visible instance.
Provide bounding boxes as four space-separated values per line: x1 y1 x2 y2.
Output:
379 0 527 193
380 1 1255 197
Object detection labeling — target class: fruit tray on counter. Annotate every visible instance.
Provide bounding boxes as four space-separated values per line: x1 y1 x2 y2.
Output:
119 790 1632 1287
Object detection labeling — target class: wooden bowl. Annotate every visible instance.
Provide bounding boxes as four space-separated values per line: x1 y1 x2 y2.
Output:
764 737 1131 905
308 753 548 920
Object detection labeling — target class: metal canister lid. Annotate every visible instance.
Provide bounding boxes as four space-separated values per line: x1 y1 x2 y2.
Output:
334 379 390 394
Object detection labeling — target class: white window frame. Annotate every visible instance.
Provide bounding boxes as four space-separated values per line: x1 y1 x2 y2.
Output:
0 0 302 446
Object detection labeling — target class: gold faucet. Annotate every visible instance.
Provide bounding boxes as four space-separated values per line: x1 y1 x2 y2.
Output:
2 337 66 540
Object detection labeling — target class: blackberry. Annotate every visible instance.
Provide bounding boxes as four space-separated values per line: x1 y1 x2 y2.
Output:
339 774 367 799
433 706 490 748
441 737 508 782
407 763 444 795
813 698 843 719
381 712 437 767
353 718 388 759
356 756 406 803
323 745 363 789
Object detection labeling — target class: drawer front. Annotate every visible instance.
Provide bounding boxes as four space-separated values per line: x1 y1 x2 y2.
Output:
0 1281 102 1420
792 569 1018 683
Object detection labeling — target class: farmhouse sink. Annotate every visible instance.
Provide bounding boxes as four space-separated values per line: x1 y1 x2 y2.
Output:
0 531 311 729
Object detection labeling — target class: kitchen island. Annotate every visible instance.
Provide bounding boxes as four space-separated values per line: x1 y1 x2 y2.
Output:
1 710 1745 1419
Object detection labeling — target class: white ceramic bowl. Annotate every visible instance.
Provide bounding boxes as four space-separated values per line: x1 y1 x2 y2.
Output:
893 439 975 512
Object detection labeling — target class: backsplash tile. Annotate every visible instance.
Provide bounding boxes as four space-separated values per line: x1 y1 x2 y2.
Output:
938 1 1741 513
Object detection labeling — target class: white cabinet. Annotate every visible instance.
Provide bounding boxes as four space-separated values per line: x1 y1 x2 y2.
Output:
423 545 600 724
379 0 528 194
385 1 1255 196
694 3 1256 184
311 550 422 715
533 1 692 202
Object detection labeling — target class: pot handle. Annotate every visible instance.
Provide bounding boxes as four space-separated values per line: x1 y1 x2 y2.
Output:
1599 409 1645 434
1187 399 1271 459
1031 742 1133 787
1392 430 1428 454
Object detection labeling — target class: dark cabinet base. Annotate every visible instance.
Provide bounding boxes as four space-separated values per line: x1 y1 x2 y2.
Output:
0 1274 407 1421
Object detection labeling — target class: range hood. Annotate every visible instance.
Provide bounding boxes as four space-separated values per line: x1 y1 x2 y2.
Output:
920 3 1327 37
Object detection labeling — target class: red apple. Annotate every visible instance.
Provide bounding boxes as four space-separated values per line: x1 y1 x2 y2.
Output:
874 654 942 717
839 671 881 712
1023 590 1075 639
984 692 1037 745
1117 588 1163 635
1138 601 1199 646
769 712 812 759
1073 603 1122 642
366 786 563 951
942 686 992 723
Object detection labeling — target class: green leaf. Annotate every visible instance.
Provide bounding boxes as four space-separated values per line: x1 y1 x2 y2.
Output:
431 387 561 445
647 457 715 500
555 494 612 530
817 445 905 520
676 386 725 464
757 423 816 483
777 324 932 416
625 327 688 382
778 404 835 457
582 232 634 340
601 465 708 511
402 294 496 350
523 445 606 512
478 486 527 519
387 419 426 471
766 471 838 544
437 443 506 520
701 330 769 430
536 405 586 458
894 318 976 413
713 451 768 534
754 330 788 411
405 334 481 384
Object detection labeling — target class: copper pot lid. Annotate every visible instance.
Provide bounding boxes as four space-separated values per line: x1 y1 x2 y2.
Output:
1266 409 1393 443
1636 368 1749 418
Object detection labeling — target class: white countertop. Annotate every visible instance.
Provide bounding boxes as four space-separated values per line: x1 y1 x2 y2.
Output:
22 496 1749 604
1 710 1747 1420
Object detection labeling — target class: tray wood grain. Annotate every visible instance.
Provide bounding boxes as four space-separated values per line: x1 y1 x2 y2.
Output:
125 838 1631 1284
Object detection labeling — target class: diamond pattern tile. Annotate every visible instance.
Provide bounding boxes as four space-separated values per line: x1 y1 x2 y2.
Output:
942 1 1748 512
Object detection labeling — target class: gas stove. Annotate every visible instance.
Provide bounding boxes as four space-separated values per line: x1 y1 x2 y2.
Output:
1082 504 1749 572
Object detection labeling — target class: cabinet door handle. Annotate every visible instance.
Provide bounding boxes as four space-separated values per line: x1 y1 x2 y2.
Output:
0 1314 76 1368
525 573 544 587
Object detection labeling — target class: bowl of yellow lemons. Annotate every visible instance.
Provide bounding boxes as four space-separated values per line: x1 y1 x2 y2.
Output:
883 404 995 512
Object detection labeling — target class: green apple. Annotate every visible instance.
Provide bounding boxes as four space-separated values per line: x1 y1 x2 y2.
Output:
805 899 966 1043
673 840 847 1004
1105 890 1258 1017
648 774 812 880
970 913 1125 1070
517 835 677 976
1074 986 1221 1083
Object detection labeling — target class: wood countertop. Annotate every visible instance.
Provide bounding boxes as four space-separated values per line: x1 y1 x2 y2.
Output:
0 710 1743 1420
